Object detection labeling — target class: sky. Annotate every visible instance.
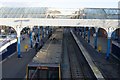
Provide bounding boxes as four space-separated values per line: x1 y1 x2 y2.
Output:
0 0 119 8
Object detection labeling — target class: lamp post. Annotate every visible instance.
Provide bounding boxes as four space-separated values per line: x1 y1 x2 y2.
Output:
14 19 29 58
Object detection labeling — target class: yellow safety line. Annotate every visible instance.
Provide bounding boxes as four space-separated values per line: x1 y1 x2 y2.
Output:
59 64 61 80
26 65 28 80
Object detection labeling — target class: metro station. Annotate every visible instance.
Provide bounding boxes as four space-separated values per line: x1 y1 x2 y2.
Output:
0 1 120 80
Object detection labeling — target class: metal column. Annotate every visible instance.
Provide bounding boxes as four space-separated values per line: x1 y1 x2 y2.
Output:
94 32 98 49
38 26 40 42
42 27 44 39
46 27 48 37
105 27 115 60
94 28 99 49
30 31 33 48
41 27 44 45
84 27 86 39
81 28 83 36
88 28 90 43
17 36 21 58
106 37 111 60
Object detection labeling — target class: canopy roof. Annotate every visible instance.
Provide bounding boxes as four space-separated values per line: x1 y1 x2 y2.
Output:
0 7 119 19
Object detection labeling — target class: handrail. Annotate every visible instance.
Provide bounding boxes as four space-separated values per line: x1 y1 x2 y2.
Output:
30 67 39 80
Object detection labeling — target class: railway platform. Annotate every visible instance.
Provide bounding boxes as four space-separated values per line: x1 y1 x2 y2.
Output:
89 34 120 61
73 30 120 79
2 36 36 79
26 28 63 80
1 34 49 79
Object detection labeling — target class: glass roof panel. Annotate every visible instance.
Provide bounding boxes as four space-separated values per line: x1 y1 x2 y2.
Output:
83 8 119 19
0 7 119 19
104 9 119 15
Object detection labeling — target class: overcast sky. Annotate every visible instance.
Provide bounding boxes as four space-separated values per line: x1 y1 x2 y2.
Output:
0 0 119 8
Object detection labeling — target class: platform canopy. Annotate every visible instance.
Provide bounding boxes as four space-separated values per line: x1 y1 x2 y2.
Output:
0 7 119 29
0 7 119 19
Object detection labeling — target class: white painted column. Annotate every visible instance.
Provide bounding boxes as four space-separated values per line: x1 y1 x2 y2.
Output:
15 26 23 58
105 27 115 60
94 27 99 49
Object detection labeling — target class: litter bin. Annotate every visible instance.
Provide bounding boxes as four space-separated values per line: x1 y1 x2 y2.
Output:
24 44 28 51
98 45 102 52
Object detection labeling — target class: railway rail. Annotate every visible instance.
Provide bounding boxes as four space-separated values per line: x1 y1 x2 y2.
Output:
62 28 96 80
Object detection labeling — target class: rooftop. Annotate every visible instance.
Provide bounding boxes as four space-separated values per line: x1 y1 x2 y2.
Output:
0 7 119 19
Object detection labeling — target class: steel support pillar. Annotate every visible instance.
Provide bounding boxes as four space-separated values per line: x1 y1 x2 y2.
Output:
79 28 80 35
42 27 44 39
88 27 90 43
41 27 44 45
94 28 99 49
81 28 83 36
38 26 40 42
106 37 111 60
30 31 33 48
105 27 115 60
17 36 21 58
84 27 86 39
94 32 98 49
15 26 23 58
46 27 48 37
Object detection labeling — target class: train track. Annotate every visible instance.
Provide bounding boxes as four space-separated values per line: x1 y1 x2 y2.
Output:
64 29 96 80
